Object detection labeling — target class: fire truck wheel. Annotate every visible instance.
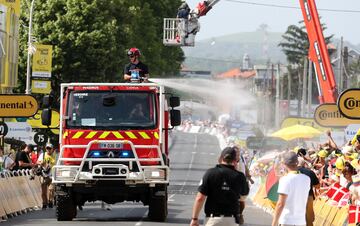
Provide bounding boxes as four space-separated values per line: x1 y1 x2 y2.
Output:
56 194 77 221
148 193 168 222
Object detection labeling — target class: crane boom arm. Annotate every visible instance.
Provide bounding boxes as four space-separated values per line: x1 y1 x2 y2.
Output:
195 0 221 18
299 0 337 103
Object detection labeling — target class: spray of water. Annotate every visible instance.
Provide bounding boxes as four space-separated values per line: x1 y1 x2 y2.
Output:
150 78 257 118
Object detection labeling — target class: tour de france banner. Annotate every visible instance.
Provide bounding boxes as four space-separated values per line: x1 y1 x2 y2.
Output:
32 44 53 78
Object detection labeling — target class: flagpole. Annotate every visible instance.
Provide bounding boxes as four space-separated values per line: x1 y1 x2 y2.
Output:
25 0 35 94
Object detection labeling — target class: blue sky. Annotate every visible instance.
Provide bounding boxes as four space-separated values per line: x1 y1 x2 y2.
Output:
184 0 360 45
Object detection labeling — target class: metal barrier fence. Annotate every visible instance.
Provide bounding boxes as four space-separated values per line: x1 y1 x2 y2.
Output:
251 178 350 226
0 170 42 220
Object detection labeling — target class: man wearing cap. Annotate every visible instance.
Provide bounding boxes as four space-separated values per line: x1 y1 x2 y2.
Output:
37 143 57 209
190 147 249 226
272 152 310 226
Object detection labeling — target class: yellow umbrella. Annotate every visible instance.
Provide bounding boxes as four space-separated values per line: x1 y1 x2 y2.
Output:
270 124 322 141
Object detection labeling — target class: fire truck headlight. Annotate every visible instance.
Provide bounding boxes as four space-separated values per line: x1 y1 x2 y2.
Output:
55 168 77 179
144 169 166 179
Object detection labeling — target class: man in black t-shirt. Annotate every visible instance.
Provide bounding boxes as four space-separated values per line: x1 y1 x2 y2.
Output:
123 47 149 83
190 147 249 226
14 144 36 170
299 164 320 226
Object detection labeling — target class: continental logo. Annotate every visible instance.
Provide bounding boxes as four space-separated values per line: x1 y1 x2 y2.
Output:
343 97 360 110
314 104 360 127
318 110 345 120
63 131 159 140
338 89 360 119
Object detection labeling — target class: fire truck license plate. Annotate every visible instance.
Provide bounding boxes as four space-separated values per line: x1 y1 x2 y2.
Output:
99 143 123 149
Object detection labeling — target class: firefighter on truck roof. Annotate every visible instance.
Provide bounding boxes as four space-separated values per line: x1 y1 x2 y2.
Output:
123 47 149 83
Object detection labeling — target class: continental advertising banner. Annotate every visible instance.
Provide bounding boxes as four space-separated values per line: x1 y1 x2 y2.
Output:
314 104 360 128
337 88 360 119
32 44 53 78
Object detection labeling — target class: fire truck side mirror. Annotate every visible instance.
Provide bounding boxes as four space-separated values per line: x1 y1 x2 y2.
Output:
41 108 52 126
169 97 180 108
42 95 54 108
170 110 181 126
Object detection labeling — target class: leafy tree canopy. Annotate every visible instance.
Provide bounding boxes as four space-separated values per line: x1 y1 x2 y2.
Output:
16 0 184 95
279 21 333 65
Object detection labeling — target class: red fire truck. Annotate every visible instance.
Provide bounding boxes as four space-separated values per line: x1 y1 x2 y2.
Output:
42 82 181 221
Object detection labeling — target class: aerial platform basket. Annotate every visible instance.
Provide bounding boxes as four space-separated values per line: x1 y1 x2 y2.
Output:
163 18 195 47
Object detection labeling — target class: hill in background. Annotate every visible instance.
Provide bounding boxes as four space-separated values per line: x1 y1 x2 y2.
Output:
182 29 286 74
183 29 360 75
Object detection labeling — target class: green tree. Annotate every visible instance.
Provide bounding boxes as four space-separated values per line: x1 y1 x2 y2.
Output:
279 21 333 65
16 0 184 96
279 21 333 104
348 58 360 87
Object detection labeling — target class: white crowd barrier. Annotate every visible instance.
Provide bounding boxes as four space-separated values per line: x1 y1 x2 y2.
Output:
0 170 42 220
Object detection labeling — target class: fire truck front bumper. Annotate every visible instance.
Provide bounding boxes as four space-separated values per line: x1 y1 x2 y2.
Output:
53 165 169 184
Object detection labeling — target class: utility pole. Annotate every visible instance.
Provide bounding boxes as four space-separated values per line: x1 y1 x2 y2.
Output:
26 0 36 94
287 69 291 101
297 70 301 116
344 46 350 89
307 61 313 118
339 37 344 93
301 58 308 117
275 64 281 128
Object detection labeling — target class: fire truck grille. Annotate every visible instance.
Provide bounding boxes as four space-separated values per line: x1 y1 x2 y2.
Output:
102 168 119 175
82 162 140 172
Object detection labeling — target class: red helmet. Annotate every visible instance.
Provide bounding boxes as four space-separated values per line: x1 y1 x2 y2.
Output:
127 47 141 57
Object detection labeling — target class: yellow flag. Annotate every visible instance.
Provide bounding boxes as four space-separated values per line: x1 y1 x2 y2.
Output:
351 129 360 145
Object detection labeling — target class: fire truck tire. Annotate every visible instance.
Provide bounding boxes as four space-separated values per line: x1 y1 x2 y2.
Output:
148 194 168 222
56 194 77 221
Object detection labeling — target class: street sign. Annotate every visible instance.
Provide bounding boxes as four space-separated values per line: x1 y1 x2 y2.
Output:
31 80 52 94
246 137 263 149
314 104 360 128
337 88 360 119
0 122 8 136
0 95 38 117
246 136 288 150
34 132 48 146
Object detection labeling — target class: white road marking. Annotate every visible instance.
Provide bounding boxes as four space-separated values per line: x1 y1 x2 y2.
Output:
134 210 148 226
181 151 196 190
168 194 175 202
193 134 198 149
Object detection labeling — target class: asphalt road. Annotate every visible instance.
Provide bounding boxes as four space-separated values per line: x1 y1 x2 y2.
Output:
2 131 272 226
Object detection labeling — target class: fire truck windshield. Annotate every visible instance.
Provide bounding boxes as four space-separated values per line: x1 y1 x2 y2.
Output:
66 91 157 129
